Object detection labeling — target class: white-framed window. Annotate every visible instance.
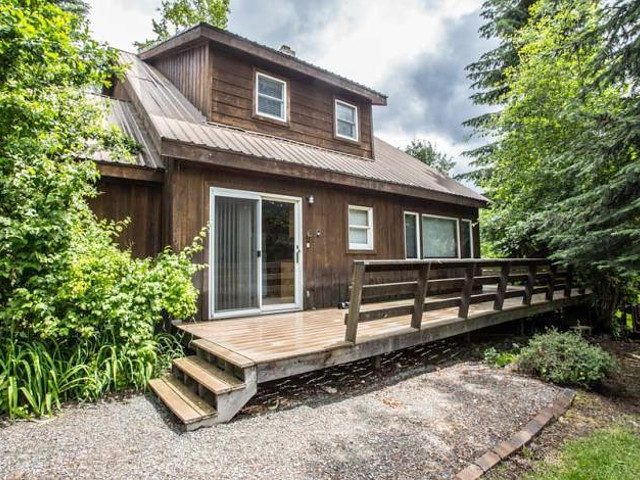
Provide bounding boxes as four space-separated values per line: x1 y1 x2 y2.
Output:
348 205 373 250
335 99 359 141
255 72 287 122
460 219 474 258
404 212 421 259
421 214 460 259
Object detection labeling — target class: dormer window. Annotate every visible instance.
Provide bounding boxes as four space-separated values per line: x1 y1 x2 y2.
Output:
255 72 287 122
335 100 359 141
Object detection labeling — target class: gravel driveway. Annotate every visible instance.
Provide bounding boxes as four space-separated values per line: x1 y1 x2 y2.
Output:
0 362 560 480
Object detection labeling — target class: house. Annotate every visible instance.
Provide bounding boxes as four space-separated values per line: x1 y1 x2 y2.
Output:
95 23 487 321
93 24 588 429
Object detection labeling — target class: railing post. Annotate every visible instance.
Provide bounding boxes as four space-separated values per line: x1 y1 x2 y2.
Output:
523 263 537 305
493 262 511 310
545 264 558 301
345 262 366 343
564 264 573 297
458 263 475 319
411 263 431 329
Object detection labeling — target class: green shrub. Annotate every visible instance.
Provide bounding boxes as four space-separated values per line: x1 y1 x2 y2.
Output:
484 345 520 368
517 329 616 388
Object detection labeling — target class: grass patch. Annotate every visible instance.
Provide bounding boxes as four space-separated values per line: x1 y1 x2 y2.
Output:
523 421 640 480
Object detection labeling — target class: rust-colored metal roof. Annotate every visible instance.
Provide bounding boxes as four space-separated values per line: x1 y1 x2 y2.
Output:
93 95 162 169
113 52 486 206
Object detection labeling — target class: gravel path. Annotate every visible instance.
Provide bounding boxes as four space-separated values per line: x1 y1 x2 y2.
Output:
0 362 560 480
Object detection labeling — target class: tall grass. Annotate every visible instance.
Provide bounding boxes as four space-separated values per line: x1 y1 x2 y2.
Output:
0 334 183 419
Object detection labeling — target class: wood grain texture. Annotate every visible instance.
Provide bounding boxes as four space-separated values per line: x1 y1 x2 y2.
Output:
90 177 163 258
169 161 481 318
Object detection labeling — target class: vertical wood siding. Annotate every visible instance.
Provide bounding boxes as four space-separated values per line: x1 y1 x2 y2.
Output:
209 50 374 159
169 160 480 319
90 177 163 258
151 44 211 117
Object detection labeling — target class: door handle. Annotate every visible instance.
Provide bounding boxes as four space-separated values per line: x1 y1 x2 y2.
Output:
295 245 301 263
257 250 262 258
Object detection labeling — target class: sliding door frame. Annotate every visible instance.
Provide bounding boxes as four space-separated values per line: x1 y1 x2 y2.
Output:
209 187 303 320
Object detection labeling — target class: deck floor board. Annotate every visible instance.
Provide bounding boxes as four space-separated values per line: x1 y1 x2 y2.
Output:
176 290 586 369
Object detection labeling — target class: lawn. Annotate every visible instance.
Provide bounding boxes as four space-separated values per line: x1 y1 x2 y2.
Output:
523 420 640 480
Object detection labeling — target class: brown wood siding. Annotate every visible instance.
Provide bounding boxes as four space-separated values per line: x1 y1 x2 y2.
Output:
209 50 373 158
90 177 163 258
169 159 480 319
151 43 211 116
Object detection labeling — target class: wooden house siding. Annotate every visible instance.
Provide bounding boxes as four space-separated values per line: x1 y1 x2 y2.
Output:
151 43 212 117
208 50 374 158
90 177 163 258
168 159 479 319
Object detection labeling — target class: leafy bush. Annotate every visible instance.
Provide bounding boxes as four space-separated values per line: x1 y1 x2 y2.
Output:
517 330 616 388
0 1 204 418
484 346 519 368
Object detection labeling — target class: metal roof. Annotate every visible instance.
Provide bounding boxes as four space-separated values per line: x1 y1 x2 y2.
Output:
113 52 486 205
93 95 162 169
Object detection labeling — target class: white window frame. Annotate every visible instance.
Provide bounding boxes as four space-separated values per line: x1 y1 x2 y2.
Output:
421 213 461 259
255 72 287 122
461 219 474 258
403 211 421 259
334 99 359 142
348 205 374 251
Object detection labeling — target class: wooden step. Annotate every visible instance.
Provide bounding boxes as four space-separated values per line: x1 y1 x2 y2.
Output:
173 356 245 395
190 338 256 369
149 375 216 425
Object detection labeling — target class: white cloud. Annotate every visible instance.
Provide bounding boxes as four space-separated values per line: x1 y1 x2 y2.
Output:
87 0 158 51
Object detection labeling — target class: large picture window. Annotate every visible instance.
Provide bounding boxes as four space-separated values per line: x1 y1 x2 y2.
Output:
255 72 287 122
348 205 373 250
421 215 459 258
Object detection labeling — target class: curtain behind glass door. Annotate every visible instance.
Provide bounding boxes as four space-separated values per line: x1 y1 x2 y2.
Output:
214 196 258 313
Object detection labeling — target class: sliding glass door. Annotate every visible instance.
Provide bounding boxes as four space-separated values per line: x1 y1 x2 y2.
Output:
210 188 302 319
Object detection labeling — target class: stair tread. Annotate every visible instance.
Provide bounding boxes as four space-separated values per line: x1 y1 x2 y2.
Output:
174 356 245 394
149 376 216 424
190 339 256 368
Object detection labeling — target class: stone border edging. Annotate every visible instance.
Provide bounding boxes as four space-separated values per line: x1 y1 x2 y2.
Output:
454 388 576 480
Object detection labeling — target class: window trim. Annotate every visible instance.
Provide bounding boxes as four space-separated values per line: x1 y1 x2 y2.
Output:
254 71 288 123
347 205 374 251
421 213 461 259
334 99 359 142
461 219 474 258
403 211 421 259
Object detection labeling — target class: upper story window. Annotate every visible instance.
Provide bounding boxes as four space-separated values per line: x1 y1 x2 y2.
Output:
335 100 359 141
255 72 287 122
348 205 373 250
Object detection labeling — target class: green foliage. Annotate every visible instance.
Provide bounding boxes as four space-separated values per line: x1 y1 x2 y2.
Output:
517 330 617 388
0 334 183 419
523 421 640 480
136 0 230 51
404 139 456 176
464 0 640 320
484 345 519 367
0 1 203 418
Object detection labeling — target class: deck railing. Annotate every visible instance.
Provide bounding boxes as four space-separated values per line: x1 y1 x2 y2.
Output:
344 258 585 343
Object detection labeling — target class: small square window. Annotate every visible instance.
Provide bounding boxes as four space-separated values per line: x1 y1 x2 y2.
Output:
335 100 359 141
256 72 287 121
348 205 373 250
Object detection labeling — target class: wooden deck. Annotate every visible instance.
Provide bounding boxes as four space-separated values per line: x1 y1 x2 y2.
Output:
176 287 589 383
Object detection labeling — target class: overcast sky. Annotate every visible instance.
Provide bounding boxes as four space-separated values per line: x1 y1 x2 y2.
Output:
87 0 495 176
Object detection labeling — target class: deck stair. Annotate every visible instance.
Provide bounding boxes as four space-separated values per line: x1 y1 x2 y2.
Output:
149 339 257 430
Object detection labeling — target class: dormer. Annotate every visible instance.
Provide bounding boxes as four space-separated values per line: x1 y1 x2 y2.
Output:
139 23 387 158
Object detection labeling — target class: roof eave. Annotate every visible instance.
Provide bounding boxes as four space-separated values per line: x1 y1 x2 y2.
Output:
139 24 388 106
